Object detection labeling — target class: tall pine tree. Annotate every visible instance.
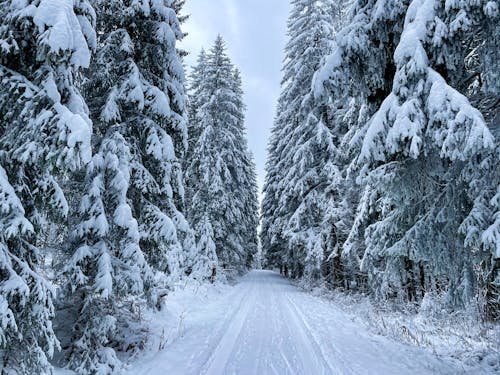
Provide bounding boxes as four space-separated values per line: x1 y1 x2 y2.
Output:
313 0 499 310
0 0 96 373
62 0 191 373
262 0 337 280
186 37 258 277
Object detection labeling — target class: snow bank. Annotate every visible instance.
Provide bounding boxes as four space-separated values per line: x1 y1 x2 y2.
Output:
300 282 500 373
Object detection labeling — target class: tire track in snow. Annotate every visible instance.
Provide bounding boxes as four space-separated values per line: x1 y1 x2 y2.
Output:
199 281 257 375
276 288 340 375
284 293 352 375
264 280 299 375
251 286 268 375
186 278 254 375
126 271 480 375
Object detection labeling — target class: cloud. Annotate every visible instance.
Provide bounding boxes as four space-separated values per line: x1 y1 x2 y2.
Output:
223 0 240 39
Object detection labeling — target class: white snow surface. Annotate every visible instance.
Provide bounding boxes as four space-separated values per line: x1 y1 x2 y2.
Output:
113 270 494 375
33 0 92 68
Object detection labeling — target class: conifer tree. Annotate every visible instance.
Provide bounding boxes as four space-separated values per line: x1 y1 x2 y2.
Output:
63 0 191 372
231 68 259 267
262 0 337 279
186 37 258 275
185 49 208 176
261 106 286 272
313 0 499 307
311 0 409 288
0 0 95 372
191 215 218 281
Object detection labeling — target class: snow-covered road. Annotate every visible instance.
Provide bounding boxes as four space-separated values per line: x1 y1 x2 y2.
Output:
127 270 483 375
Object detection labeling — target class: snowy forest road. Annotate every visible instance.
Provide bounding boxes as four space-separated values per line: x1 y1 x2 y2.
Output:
127 270 478 375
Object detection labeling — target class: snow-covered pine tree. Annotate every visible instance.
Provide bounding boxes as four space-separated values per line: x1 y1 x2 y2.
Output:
310 0 409 289
231 68 259 268
463 134 500 320
0 167 58 374
240 150 260 268
185 49 208 171
182 49 210 276
63 0 191 372
310 0 499 310
262 0 337 280
338 0 497 306
191 215 218 282
0 0 95 373
186 37 258 276
261 103 287 273
456 0 500 318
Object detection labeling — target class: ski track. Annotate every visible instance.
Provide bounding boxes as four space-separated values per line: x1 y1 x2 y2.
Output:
128 270 492 375
200 282 257 375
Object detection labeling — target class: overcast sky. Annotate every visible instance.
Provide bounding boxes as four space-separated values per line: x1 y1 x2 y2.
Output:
181 0 291 195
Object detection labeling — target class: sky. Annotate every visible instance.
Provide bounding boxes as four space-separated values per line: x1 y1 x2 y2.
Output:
181 0 291 194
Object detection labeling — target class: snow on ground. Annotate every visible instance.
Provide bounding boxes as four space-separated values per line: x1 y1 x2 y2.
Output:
120 270 496 375
303 282 500 372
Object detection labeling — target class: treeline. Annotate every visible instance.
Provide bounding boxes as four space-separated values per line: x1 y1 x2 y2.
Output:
0 1 257 374
262 0 499 319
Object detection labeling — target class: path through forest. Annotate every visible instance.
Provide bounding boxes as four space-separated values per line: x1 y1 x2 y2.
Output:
127 270 483 375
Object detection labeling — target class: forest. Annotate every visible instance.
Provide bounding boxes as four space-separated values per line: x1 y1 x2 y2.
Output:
263 0 499 315
0 0 498 374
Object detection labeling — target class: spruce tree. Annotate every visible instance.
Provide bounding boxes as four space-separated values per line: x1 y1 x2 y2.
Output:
311 0 409 289
231 68 259 268
185 49 208 179
261 106 286 272
355 0 496 306
186 37 258 275
314 0 499 307
262 0 337 280
0 0 95 373
63 0 191 372
191 215 218 282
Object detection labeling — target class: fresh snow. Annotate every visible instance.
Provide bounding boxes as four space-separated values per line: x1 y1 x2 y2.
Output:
116 270 492 375
33 0 92 68
1 0 498 372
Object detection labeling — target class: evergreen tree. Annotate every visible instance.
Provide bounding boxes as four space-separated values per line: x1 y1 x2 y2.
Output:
0 0 95 372
185 49 208 175
261 105 286 272
231 69 259 268
0 166 58 374
314 0 499 308
191 215 218 282
464 137 500 320
186 37 258 275
63 0 191 372
355 0 497 306
311 0 409 287
262 0 337 280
